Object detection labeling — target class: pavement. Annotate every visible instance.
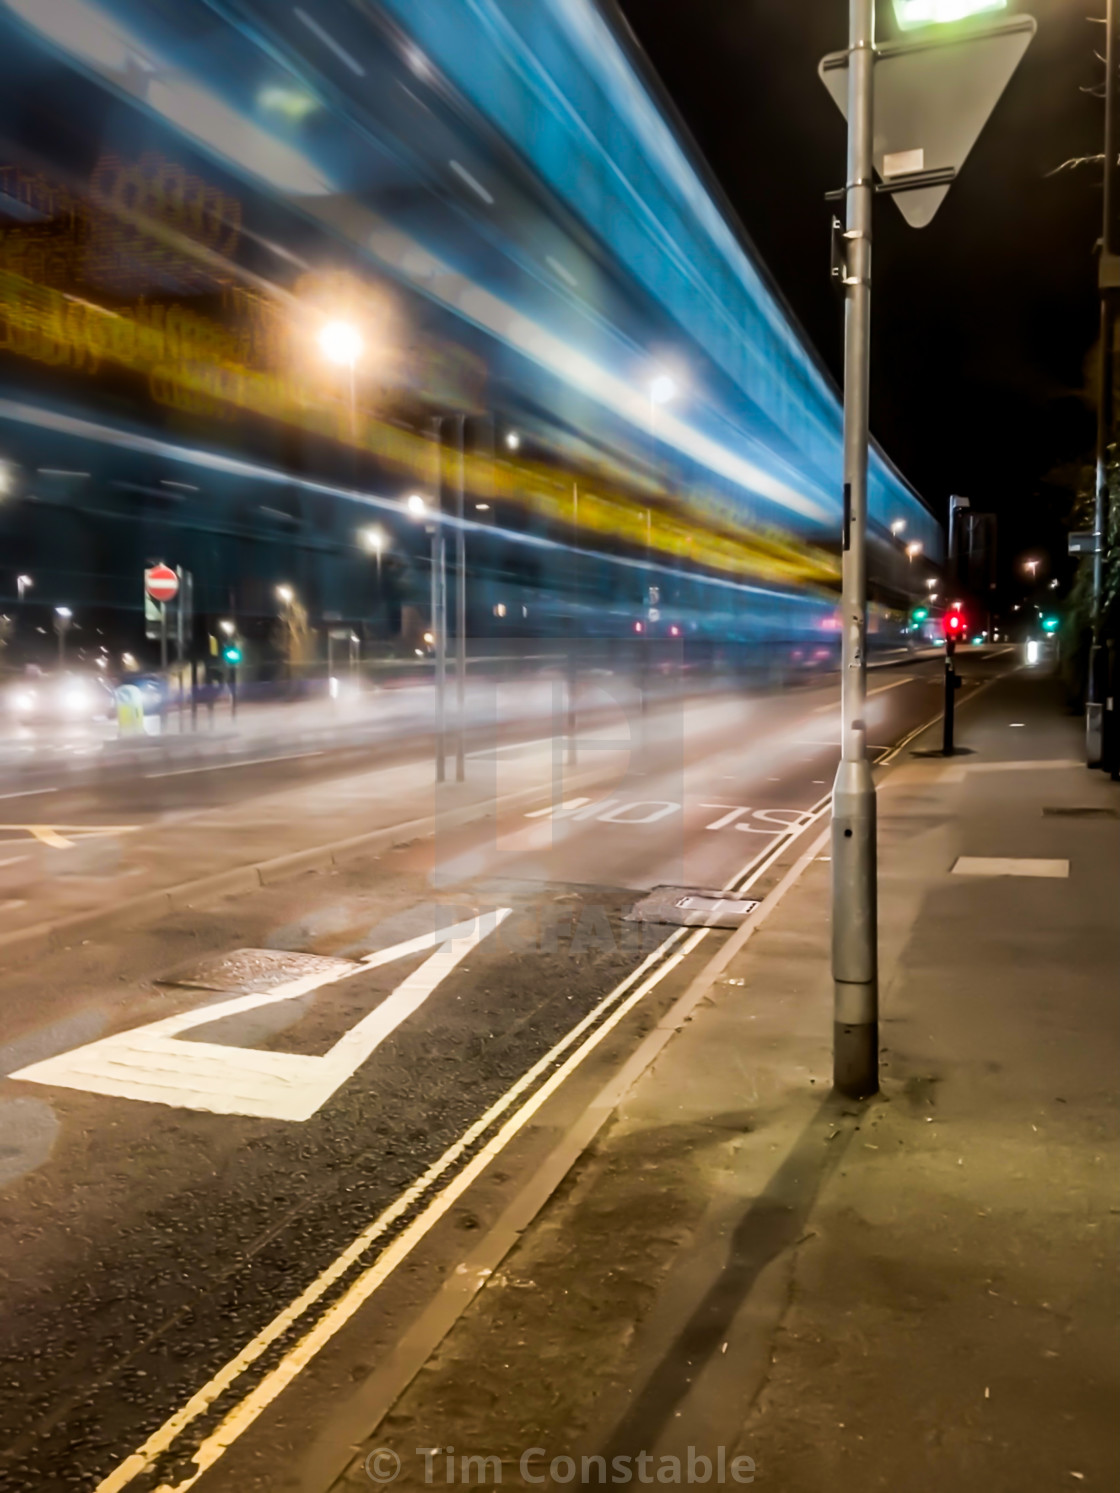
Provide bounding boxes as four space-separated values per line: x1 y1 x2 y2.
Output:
4 649 1112 1493
198 661 1117 1493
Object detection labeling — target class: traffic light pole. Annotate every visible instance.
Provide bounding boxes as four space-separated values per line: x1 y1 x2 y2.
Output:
831 0 878 1099
943 642 957 756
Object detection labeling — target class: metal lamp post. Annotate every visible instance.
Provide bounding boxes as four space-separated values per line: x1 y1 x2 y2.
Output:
54 606 72 668
831 0 878 1099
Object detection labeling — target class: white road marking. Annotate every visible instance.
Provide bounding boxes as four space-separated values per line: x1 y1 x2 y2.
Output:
0 855 29 869
951 857 1069 879
811 674 914 714
524 797 594 819
0 785 59 801
145 751 325 779
700 805 750 830
12 914 510 1121
525 797 680 825
596 800 679 825
466 735 557 759
739 808 805 834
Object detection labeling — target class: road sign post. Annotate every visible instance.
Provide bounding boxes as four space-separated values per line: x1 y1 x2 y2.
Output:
144 565 179 674
820 7 1033 1099
830 0 879 1100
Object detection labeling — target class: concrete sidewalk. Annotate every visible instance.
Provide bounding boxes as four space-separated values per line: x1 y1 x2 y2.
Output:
326 667 1118 1493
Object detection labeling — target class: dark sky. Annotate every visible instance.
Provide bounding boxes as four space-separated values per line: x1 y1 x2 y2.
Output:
615 0 1104 585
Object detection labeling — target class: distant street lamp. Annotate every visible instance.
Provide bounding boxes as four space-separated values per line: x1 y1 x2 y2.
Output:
906 541 923 561
360 523 388 602
1024 558 1040 580
275 584 294 606
54 605 72 667
890 519 907 536
17 573 32 601
218 618 236 636
406 493 427 518
360 524 386 557
504 431 520 451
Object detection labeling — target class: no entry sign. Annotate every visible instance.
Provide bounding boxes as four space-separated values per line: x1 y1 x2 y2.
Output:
144 565 179 604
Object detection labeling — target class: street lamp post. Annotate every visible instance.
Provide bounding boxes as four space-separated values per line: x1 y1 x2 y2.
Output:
831 0 878 1099
54 606 72 668
1088 0 1120 763
454 416 467 784
410 477 448 783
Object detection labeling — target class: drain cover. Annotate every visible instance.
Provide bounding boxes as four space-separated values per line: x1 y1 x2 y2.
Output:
1042 806 1119 819
156 947 356 993
625 886 760 929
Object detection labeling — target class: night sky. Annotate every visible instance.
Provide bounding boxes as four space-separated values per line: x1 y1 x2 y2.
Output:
615 0 1104 590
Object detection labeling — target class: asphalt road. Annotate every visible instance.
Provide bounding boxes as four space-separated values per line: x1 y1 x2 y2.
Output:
0 650 1013 1492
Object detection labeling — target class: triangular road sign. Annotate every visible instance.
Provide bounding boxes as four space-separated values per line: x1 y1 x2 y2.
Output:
820 16 1036 227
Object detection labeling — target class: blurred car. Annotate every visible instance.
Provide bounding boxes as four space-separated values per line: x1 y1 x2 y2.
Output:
3 671 115 724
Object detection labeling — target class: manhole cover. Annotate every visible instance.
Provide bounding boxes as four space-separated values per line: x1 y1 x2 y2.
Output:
1042 806 1119 818
625 886 760 929
156 948 356 993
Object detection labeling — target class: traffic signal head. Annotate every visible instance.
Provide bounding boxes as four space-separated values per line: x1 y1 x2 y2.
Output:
945 611 964 635
911 606 929 623
222 642 242 666
1041 615 1060 635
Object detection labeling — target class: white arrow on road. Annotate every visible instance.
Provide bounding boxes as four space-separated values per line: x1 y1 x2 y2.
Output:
12 911 510 1121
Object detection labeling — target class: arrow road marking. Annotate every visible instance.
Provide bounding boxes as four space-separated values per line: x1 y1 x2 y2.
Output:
12 911 511 1121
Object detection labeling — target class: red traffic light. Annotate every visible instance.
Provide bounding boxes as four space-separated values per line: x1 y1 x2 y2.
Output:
946 612 964 633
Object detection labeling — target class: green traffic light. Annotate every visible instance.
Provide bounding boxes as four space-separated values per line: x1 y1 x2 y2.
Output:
223 644 242 665
1041 616 1059 634
911 606 929 623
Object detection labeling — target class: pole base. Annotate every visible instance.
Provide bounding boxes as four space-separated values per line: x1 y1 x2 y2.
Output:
833 1020 878 1099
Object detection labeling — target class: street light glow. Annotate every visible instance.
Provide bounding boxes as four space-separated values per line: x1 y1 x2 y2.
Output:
905 541 923 559
504 432 521 451
318 320 363 368
406 493 427 517
889 519 907 536
218 619 236 636
275 584 294 605
360 525 386 553
893 0 1006 30
649 373 678 406
54 605 72 619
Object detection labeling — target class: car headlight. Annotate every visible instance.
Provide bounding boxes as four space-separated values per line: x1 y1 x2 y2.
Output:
61 684 92 715
9 688 36 714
